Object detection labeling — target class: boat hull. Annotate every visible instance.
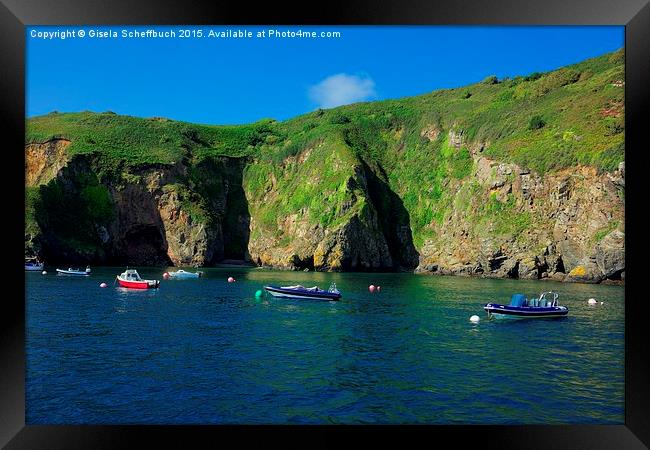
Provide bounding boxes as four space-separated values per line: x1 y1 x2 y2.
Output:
484 304 568 319
117 278 160 289
264 286 341 301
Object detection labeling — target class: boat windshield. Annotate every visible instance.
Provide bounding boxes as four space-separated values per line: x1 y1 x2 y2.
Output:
123 271 141 281
509 294 527 307
531 291 559 307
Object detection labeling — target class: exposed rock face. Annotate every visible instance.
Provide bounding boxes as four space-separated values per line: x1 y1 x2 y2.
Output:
157 188 216 266
25 146 249 267
315 210 393 271
246 160 413 272
415 151 624 283
595 230 625 279
25 138 71 186
420 124 440 142
25 132 624 282
109 181 172 266
448 129 465 148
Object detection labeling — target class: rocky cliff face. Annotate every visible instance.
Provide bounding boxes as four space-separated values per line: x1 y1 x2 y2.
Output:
415 131 625 283
244 146 415 272
25 148 249 267
25 136 623 283
25 138 71 186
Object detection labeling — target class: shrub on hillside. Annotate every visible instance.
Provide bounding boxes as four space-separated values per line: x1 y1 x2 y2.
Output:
329 112 351 124
528 115 546 130
604 119 624 136
482 75 499 85
523 72 542 82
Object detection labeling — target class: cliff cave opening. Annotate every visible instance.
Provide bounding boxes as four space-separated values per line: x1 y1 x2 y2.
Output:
508 261 519 279
292 255 315 271
608 269 623 281
122 226 172 266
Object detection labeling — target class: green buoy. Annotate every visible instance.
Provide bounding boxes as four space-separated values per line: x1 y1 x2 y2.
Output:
255 289 263 299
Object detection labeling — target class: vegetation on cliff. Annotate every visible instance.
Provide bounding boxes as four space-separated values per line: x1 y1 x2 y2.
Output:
25 49 625 281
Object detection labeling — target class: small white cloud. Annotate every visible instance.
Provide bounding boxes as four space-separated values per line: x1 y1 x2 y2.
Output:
309 73 376 109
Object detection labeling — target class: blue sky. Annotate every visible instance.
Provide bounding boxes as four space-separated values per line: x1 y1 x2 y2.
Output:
26 26 623 125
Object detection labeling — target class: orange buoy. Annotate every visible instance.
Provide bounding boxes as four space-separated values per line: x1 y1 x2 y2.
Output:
228 277 235 283
369 284 376 293
163 272 170 280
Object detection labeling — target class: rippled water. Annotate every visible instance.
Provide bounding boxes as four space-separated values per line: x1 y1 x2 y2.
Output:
26 267 624 424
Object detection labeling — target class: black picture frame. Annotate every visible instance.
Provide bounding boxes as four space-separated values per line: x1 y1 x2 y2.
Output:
3 0 649 448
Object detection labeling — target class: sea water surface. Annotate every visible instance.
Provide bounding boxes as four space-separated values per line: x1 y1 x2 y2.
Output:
26 267 624 424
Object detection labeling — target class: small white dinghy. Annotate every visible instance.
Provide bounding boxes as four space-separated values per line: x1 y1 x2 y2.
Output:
56 266 91 276
167 269 202 279
25 257 44 271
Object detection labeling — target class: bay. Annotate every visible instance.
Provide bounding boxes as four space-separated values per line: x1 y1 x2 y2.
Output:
26 267 624 424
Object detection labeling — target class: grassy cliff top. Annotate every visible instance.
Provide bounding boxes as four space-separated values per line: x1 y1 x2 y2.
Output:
27 48 624 174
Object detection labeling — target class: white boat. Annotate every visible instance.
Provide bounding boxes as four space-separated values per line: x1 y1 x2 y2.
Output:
56 266 91 276
167 269 202 279
25 258 44 271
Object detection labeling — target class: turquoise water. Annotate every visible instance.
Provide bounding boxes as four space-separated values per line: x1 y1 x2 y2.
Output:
26 267 624 424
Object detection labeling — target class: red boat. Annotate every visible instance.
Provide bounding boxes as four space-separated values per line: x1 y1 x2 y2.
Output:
116 269 160 289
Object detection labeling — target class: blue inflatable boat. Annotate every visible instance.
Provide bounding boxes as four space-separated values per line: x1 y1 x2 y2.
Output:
484 292 568 319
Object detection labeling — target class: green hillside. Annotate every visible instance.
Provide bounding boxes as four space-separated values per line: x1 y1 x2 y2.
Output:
28 49 623 172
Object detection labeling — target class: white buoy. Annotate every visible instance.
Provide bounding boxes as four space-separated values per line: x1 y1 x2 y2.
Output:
41 270 47 275
470 315 480 323
587 298 598 305
228 277 235 283
99 282 107 288
600 301 604 305
368 284 376 293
